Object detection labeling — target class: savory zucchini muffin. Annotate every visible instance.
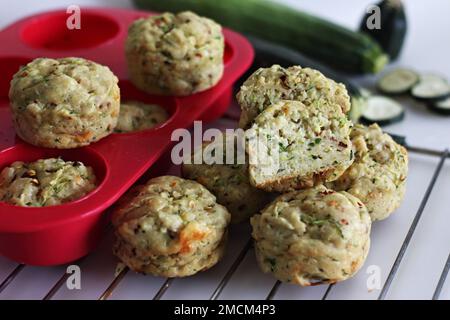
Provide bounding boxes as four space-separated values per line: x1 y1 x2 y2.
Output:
112 176 230 277
9 57 120 149
237 65 351 128
327 124 408 221
251 185 371 286
0 158 97 207
126 11 224 96
115 101 169 133
182 132 273 224
246 100 353 192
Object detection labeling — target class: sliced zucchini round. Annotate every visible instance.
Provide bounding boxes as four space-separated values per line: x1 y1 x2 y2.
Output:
377 68 419 95
361 95 405 126
411 74 450 101
428 97 450 116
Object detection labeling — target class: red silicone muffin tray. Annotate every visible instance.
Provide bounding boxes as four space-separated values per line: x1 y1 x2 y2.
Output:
0 8 254 266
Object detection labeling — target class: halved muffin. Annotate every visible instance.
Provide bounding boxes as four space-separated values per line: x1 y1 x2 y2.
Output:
246 100 353 192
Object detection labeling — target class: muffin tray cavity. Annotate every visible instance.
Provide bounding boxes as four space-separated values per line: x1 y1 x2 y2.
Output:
0 8 254 265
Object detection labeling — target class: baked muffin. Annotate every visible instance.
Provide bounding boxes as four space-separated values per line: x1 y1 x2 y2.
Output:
246 100 353 192
251 185 371 286
0 158 96 207
237 65 351 128
126 11 224 96
9 57 120 149
112 176 230 277
115 101 169 133
182 132 273 224
327 124 408 221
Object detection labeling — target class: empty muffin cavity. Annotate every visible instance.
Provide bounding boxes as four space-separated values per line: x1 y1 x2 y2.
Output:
21 11 120 50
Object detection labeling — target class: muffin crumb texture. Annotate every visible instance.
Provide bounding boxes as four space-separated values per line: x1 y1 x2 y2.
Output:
246 100 354 192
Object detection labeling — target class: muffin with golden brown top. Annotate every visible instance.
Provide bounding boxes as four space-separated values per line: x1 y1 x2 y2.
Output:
126 11 224 96
9 57 120 149
327 124 408 221
237 65 351 128
251 185 371 286
112 176 230 277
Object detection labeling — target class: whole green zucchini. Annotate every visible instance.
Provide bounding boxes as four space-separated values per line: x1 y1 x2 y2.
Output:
360 0 407 61
134 0 389 74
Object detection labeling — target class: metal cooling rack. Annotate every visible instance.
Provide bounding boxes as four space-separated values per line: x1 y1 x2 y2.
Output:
0 116 448 300
1 40 449 300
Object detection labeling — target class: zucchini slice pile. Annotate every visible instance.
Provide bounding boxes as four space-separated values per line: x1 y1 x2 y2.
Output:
376 68 450 117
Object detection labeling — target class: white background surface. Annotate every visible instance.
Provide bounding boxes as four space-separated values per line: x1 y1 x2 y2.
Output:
0 0 449 300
